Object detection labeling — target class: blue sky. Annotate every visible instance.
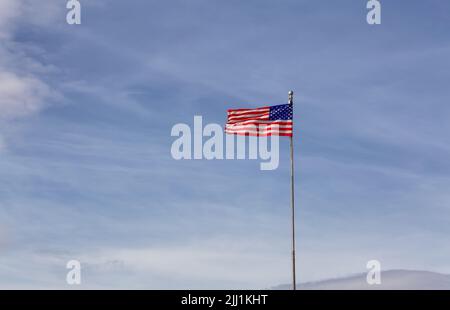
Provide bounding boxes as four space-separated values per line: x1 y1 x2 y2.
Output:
0 0 449 289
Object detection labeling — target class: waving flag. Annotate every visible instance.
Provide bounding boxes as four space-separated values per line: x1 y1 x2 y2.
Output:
225 92 297 290
225 104 293 136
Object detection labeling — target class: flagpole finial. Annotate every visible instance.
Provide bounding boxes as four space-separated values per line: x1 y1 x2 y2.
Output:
288 90 294 105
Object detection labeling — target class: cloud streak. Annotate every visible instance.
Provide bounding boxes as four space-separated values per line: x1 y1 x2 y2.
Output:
0 0 61 151
0 72 53 119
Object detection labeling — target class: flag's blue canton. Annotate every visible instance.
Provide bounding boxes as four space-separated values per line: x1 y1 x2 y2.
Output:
269 104 293 121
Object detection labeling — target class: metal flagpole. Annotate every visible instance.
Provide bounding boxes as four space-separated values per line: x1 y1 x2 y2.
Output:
288 90 297 290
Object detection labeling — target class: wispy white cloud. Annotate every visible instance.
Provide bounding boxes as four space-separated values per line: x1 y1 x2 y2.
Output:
0 236 288 289
0 0 61 120
0 72 53 119
0 0 60 143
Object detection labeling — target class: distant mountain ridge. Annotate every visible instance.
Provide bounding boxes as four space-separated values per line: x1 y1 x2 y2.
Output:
272 270 450 290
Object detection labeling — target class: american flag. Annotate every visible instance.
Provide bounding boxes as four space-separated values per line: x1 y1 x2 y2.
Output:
225 104 293 137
